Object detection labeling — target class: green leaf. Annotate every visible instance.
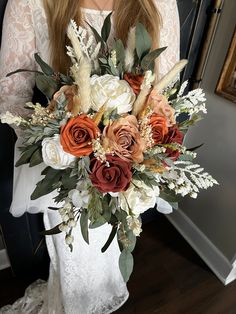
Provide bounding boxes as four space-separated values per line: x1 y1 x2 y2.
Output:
80 210 89 244
126 230 137 252
15 144 39 167
159 190 181 203
119 249 134 283
60 74 73 85
101 224 118 253
169 202 179 210
31 168 63 200
101 12 112 42
187 143 204 152
48 206 60 211
34 53 54 76
35 74 59 99
87 22 105 49
135 23 152 59
41 224 62 236
141 47 167 71
29 148 43 167
89 217 106 229
133 171 159 188
7 69 43 77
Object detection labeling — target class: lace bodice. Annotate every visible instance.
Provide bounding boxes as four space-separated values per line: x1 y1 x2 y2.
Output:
0 0 180 118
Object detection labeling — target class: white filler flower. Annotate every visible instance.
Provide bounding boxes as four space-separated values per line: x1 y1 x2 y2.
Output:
119 180 160 216
42 134 76 169
90 74 136 114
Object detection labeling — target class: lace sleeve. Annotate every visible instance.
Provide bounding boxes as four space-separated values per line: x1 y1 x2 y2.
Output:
156 0 180 79
0 0 36 117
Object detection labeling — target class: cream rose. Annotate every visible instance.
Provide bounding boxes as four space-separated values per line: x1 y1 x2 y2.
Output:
90 74 135 114
42 134 76 169
119 179 160 216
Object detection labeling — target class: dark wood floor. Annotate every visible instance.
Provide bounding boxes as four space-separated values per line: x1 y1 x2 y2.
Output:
1 214 236 314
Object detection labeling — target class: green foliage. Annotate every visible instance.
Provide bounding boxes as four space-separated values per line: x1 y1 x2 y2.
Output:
135 23 152 59
101 12 112 42
159 189 181 204
133 171 159 188
34 53 54 76
31 168 64 200
15 143 40 167
141 47 167 71
80 209 89 244
41 224 62 236
119 249 134 283
29 148 43 167
35 74 59 99
101 224 118 253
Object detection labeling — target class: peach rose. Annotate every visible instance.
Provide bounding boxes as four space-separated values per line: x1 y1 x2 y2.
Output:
60 114 100 157
103 115 144 163
149 114 168 145
147 90 176 127
53 85 80 114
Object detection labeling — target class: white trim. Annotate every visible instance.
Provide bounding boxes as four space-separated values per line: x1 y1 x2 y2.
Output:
167 209 236 285
0 249 10 271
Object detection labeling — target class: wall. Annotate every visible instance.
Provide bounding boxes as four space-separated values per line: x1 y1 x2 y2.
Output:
169 0 236 283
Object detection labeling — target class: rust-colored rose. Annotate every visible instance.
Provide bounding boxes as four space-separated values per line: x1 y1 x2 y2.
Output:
53 85 80 115
149 114 168 145
103 115 145 163
147 90 176 127
89 155 132 193
124 73 144 95
164 125 184 160
60 114 100 157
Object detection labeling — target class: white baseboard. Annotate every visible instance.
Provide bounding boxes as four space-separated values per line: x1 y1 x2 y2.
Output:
167 209 236 285
0 249 10 271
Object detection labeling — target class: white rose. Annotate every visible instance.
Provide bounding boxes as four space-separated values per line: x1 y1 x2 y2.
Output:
42 134 76 169
119 180 160 216
90 74 135 114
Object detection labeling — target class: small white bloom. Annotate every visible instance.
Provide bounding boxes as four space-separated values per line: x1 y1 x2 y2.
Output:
119 180 160 216
127 216 142 236
69 180 90 209
65 235 74 245
90 74 135 114
42 134 76 170
68 219 77 228
59 223 70 232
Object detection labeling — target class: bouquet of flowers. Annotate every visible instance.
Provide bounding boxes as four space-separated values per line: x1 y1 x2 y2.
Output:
0 15 218 282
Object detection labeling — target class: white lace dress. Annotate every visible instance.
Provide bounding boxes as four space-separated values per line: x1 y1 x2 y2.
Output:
0 0 180 313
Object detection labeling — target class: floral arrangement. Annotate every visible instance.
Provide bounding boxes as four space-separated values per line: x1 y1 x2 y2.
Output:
0 15 218 282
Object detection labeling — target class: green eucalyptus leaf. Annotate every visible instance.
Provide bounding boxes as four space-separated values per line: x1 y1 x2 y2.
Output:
113 39 125 65
7 69 43 77
41 224 62 236
89 217 106 229
101 12 112 42
80 210 89 244
31 168 63 200
141 47 167 71
35 74 59 99
15 144 39 167
119 249 134 283
29 148 43 167
101 224 118 253
34 53 54 76
135 23 152 59
87 22 105 49
159 190 181 203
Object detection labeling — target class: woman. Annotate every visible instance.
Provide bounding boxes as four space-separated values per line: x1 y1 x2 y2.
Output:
0 0 180 312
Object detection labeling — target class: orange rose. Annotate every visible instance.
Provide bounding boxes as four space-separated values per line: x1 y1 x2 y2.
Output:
53 85 80 114
147 89 175 127
60 114 100 157
149 114 168 145
103 115 145 163
124 73 144 95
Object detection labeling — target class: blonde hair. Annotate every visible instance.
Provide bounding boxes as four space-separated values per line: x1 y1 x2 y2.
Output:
43 0 161 73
